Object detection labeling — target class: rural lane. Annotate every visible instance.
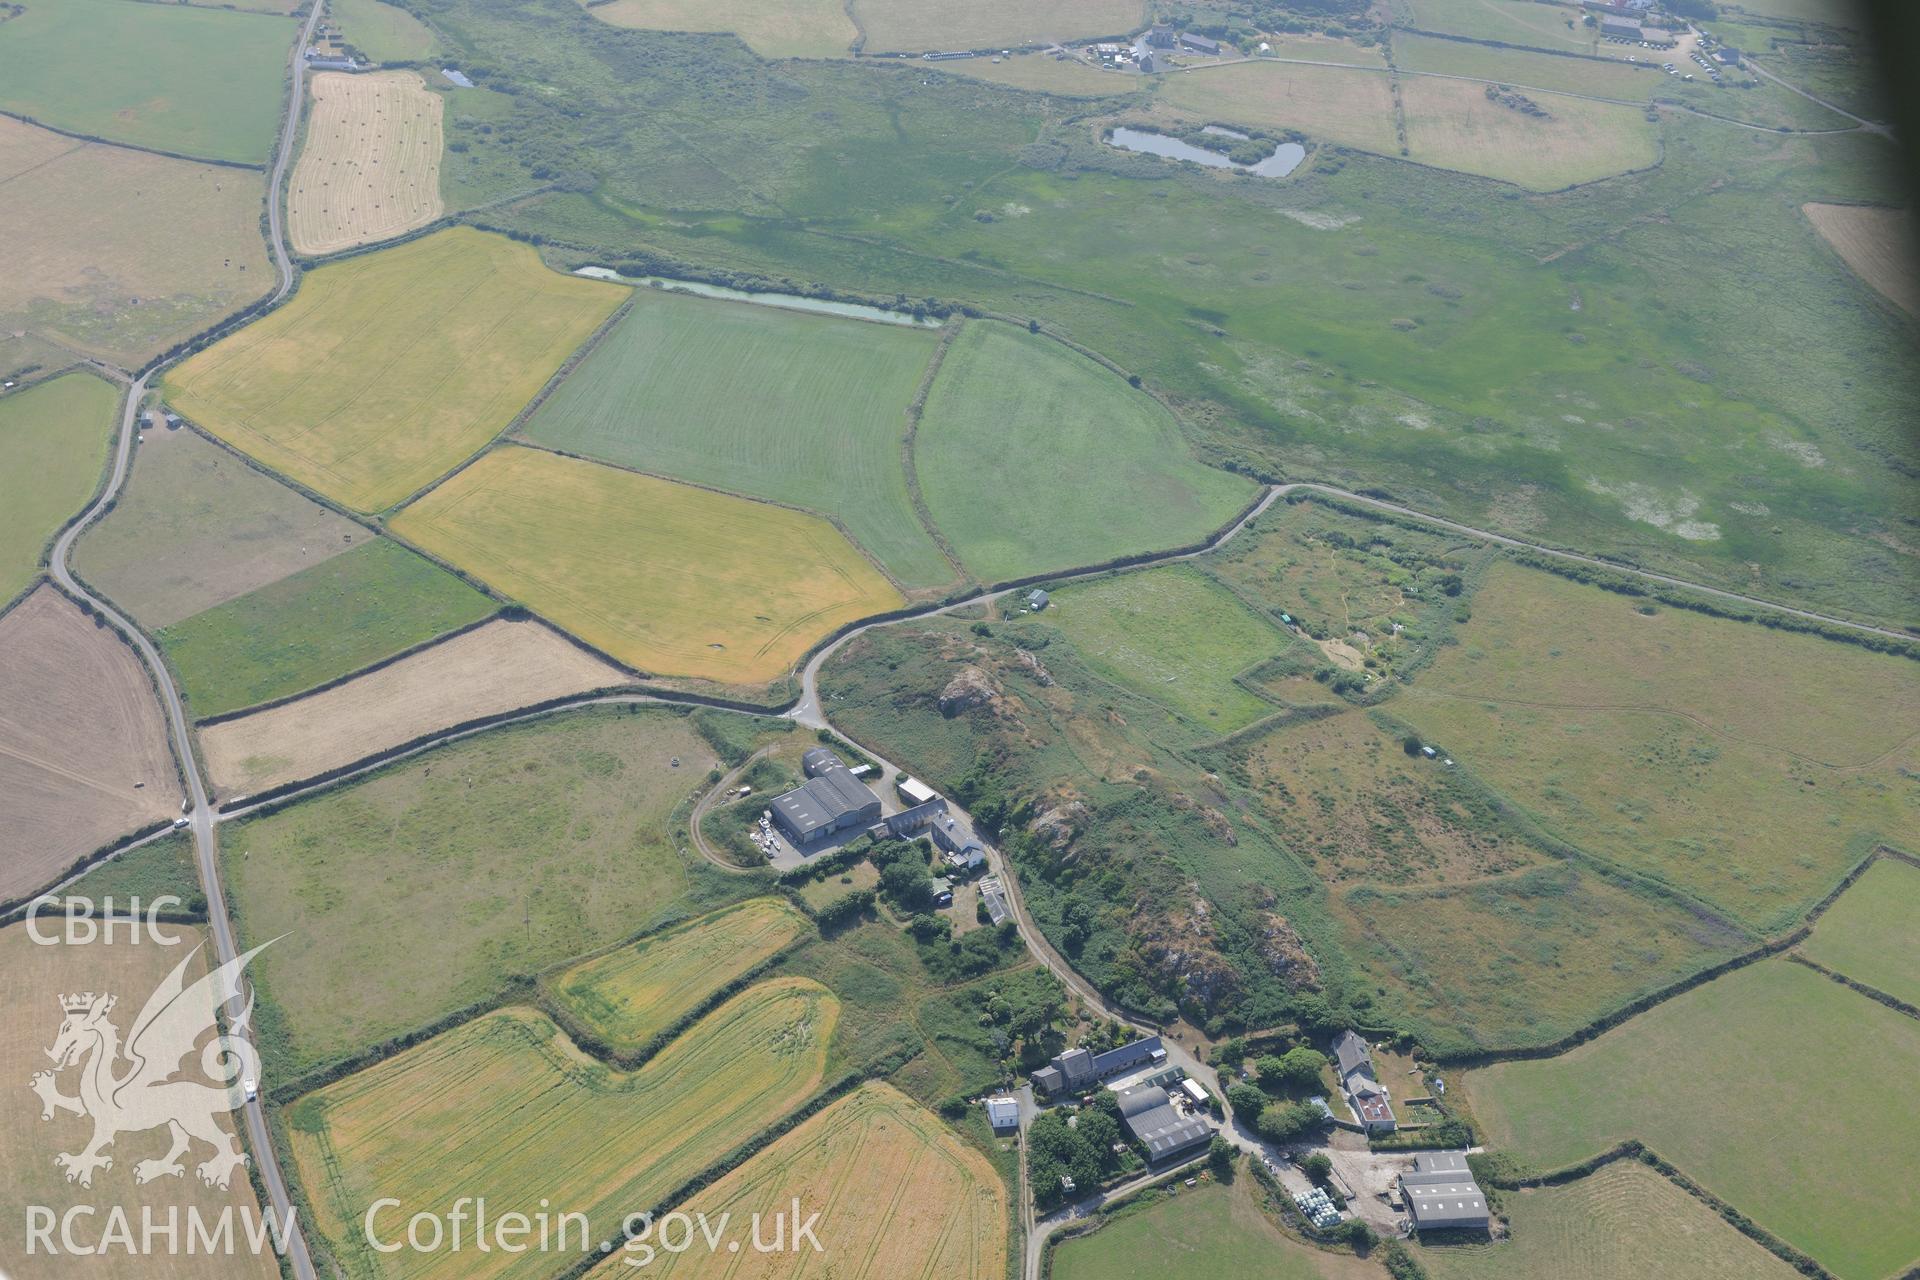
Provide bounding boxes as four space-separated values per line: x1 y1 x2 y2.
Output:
45 3 326 1275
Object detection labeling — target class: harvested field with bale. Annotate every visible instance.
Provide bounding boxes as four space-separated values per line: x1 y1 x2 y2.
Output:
391 446 904 686
550 898 811 1054
289 71 445 256
289 979 837 1280
586 1081 1008 1279
0 117 271 369
0 586 181 904
1154 61 1401 158
163 229 626 513
199 618 631 794
74 424 363 629
1803 202 1917 315
0 370 117 607
0 926 281 1280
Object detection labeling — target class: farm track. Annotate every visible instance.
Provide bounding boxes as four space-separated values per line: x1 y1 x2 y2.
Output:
45 2 325 1275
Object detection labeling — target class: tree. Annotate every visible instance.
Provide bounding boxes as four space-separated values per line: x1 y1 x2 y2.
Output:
880 859 932 911
1274 1046 1328 1092
1214 1036 1248 1069
1255 1054 1290 1092
1226 1082 1269 1120
1302 1152 1333 1183
1402 734 1423 757
1256 1100 1322 1142
1208 1135 1236 1178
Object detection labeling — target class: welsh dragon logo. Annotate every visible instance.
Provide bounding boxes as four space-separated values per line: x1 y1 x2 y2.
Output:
29 941 272 1191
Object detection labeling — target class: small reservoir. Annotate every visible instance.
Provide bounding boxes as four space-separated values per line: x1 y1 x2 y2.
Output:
1107 126 1307 178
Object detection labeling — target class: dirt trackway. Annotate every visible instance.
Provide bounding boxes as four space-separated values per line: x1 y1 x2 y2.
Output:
45 3 326 1276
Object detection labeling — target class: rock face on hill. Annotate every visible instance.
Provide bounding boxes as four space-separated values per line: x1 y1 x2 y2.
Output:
1133 894 1242 1013
1257 913 1323 993
938 665 1001 716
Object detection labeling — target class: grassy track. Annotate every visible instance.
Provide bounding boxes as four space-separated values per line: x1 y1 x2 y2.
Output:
916 324 1254 582
0 0 291 164
0 927 280 1280
164 229 626 513
1799 857 1920 1005
1019 565 1287 731
1051 1176 1376 1280
73 424 363 629
0 371 117 605
583 0 856 58
523 285 951 588
392 446 903 686
1400 562 1920 931
549 898 810 1053
1415 1159 1803 1280
290 980 836 1280
222 707 754 1073
586 1081 1008 1278
1464 958 1920 1280
159 537 494 718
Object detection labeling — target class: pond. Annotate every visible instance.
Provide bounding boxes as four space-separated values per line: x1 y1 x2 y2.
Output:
572 268 941 327
1106 126 1307 179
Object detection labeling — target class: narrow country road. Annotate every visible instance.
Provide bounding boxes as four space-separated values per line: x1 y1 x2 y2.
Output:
47 3 325 1275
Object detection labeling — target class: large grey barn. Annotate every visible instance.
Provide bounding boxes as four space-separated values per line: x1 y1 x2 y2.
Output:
770 749 881 846
1114 1083 1212 1164
1399 1151 1489 1232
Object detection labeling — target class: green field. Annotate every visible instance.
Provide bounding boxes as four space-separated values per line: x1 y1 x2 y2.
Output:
158 537 494 718
392 445 903 686
1400 562 1920 931
0 371 116 606
1230 709 1544 887
1397 0 1600 52
1799 857 1920 1006
74 424 364 629
916 324 1254 582
0 0 292 163
583 0 856 58
330 0 440 61
164 229 627 513
523 285 952 588
1416 1159 1804 1280
1052 1177 1377 1280
1336 863 1751 1053
549 897 810 1053
1020 565 1288 731
223 707 758 1073
1465 958 1920 1280
290 979 835 1280
51 832 201 913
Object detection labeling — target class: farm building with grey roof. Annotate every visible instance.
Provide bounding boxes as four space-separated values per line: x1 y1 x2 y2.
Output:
770 750 881 845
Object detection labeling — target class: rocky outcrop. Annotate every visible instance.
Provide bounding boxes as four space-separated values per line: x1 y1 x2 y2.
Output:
938 665 1000 717
1257 913 1322 993
1133 893 1243 1014
1027 798 1090 852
